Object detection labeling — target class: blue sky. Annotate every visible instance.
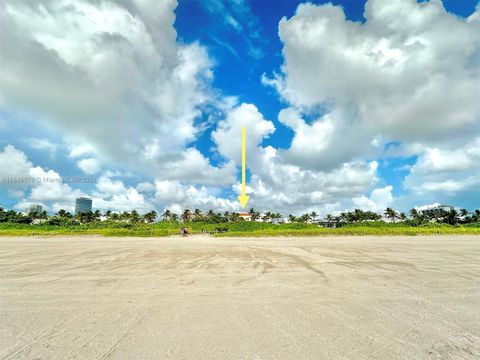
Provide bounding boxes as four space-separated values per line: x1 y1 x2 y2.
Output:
0 0 479 215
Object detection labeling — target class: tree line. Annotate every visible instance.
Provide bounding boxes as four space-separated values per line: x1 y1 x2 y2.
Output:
1 206 479 226
0 207 157 225
161 208 283 223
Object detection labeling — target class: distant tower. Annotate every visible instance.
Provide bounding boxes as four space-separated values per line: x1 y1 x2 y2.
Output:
27 204 43 215
75 197 92 214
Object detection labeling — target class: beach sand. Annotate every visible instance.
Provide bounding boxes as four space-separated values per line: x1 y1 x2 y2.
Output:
1 235 479 359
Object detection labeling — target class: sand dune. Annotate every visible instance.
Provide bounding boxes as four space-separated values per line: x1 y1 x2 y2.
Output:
1 235 479 359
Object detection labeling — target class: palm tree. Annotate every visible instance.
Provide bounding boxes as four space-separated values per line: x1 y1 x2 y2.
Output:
325 214 333 224
409 208 419 219
230 212 240 222
130 210 140 223
446 209 459 225
298 213 310 223
206 209 215 221
271 213 282 223
310 211 318 223
384 207 398 223
93 209 101 221
288 214 296 223
249 208 260 221
193 208 202 221
262 211 272 223
399 212 407 222
143 210 157 223
56 209 67 217
473 209 480 222
119 211 130 221
224 211 230 221
170 213 178 222
162 209 171 221
181 209 191 222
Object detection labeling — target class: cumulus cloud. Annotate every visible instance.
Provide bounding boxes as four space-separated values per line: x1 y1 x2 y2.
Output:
265 0 480 169
211 103 379 215
146 148 236 186
1 145 156 213
259 0 480 209
404 137 480 195
212 103 275 166
352 186 394 213
0 144 32 179
0 0 215 175
0 145 85 212
77 158 101 175
68 144 96 158
3 0 477 215
277 107 371 170
154 180 237 213
25 138 58 158
91 174 155 213
136 182 156 193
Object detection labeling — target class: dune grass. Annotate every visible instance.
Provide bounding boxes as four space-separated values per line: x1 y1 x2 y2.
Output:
212 226 480 237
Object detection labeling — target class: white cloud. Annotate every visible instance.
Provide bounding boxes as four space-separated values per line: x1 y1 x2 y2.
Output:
0 0 214 172
0 144 32 178
25 138 58 157
147 148 236 186
77 158 101 175
353 186 394 212
68 144 95 158
277 107 372 170
404 137 480 195
264 0 480 167
85 173 154 213
136 181 156 193
154 180 237 213
212 103 275 165
2 0 477 215
211 103 379 215
0 145 152 213
257 0 480 211
95 175 126 195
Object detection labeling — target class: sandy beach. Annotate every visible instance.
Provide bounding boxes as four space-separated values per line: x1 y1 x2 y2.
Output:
0 235 479 359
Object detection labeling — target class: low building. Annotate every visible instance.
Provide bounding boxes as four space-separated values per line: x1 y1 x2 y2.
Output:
238 212 252 221
75 197 92 214
418 204 455 222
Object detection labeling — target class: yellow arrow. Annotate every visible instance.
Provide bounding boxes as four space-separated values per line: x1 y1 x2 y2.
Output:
237 127 250 208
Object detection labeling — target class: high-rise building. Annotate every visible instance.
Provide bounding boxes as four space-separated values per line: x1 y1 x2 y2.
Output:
75 197 92 214
27 204 43 215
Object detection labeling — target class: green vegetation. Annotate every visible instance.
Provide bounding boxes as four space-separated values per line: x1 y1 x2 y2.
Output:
0 206 479 237
213 222 480 237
